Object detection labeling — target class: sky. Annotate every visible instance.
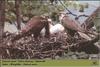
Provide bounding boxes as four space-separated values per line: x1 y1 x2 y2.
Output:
78 1 100 7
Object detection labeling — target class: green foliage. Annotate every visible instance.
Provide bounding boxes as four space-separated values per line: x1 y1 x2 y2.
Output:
5 11 16 22
5 0 88 23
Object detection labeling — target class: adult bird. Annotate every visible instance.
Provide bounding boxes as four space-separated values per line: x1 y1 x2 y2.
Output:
59 12 91 40
11 16 50 42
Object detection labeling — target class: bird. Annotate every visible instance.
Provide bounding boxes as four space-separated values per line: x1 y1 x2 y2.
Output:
59 12 87 37
11 16 50 42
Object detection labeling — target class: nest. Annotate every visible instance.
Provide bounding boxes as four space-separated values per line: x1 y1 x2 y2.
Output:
0 31 99 59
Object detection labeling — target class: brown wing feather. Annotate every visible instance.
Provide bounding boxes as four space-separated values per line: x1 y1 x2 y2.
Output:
62 16 85 33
